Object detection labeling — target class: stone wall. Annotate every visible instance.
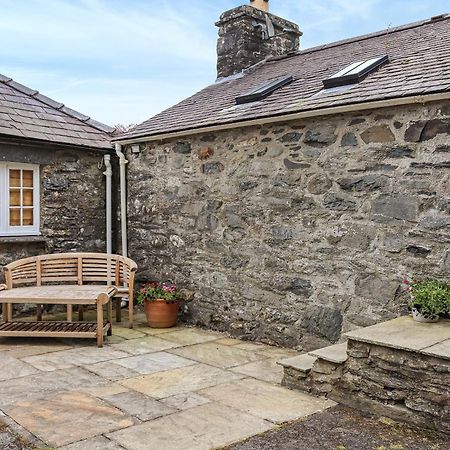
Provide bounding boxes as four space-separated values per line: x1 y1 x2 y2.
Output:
0 144 108 297
335 340 450 434
126 100 450 350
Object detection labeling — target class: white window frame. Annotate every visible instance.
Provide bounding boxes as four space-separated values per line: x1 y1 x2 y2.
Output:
0 162 40 237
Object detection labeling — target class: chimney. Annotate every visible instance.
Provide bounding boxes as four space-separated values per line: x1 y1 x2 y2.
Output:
216 1 301 79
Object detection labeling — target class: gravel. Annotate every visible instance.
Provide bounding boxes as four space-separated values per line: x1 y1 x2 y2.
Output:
225 405 450 450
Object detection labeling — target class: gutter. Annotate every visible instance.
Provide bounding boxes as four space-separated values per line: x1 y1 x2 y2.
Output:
114 91 450 145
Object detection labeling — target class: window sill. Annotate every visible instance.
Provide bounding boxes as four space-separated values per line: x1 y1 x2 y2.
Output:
0 236 47 244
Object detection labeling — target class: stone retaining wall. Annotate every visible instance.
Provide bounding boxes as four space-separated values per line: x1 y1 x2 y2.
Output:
282 359 344 397
126 100 450 349
334 340 450 434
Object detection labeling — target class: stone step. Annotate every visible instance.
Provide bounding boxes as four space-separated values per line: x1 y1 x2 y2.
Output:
309 342 348 365
277 354 317 374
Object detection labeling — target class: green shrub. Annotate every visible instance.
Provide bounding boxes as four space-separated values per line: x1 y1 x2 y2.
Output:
407 278 450 317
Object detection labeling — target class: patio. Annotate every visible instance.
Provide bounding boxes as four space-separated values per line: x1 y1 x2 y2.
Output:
0 311 334 449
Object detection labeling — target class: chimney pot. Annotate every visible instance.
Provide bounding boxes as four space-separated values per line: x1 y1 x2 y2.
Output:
250 0 269 12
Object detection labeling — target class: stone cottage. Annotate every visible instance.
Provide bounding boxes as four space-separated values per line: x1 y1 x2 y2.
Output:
115 2 450 350
0 74 114 279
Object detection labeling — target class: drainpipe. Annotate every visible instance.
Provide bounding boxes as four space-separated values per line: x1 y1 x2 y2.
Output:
115 143 128 257
103 154 113 254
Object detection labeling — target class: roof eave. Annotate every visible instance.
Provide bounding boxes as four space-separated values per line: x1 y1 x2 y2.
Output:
112 91 450 145
0 133 114 152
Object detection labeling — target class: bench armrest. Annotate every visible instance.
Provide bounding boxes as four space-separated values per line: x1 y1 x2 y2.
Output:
97 286 118 305
0 284 7 291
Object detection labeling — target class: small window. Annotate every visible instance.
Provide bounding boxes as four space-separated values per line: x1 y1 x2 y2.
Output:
236 75 294 105
323 55 389 89
0 163 40 236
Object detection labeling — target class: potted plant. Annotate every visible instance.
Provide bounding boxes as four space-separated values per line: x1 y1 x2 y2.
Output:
137 282 182 328
403 276 450 323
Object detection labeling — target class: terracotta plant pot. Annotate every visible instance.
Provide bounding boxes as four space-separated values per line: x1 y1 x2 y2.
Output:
144 299 180 328
411 307 439 323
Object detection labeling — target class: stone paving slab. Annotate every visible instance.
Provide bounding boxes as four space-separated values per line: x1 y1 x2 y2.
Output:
309 342 348 364
78 383 130 399
255 346 300 359
230 358 285 384
234 342 269 351
0 367 107 408
3 391 134 448
158 328 222 346
0 325 330 449
103 391 176 421
59 435 126 450
84 361 140 381
421 339 450 360
0 338 72 358
22 346 130 372
119 363 244 399
198 378 335 424
133 325 186 336
277 354 317 373
160 392 211 411
107 402 272 450
0 353 38 381
113 351 197 375
105 335 126 344
110 336 181 355
215 337 242 346
168 341 267 368
112 328 147 340
344 316 450 353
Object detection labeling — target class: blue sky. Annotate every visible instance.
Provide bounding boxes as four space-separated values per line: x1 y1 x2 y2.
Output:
1 0 449 126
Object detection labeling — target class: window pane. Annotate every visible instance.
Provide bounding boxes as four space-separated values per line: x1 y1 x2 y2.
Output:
9 209 21 226
9 190 21 207
330 61 363 79
9 169 21 187
23 190 34 207
22 170 34 188
22 208 33 226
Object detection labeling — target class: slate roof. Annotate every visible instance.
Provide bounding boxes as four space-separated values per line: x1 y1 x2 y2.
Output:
0 74 114 150
116 14 450 141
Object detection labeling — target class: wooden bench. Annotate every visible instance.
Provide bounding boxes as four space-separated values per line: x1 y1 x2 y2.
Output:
0 253 137 347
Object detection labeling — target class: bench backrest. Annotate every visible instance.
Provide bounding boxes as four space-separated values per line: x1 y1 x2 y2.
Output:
3 253 137 291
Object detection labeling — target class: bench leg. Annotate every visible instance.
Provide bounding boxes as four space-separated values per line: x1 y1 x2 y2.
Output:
128 297 133 329
107 300 113 336
115 298 122 323
2 303 11 322
67 304 73 322
36 304 42 321
6 303 12 322
78 305 84 321
97 302 104 348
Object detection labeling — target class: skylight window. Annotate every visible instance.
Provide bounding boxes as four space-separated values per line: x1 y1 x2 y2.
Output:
323 55 389 89
236 75 293 105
